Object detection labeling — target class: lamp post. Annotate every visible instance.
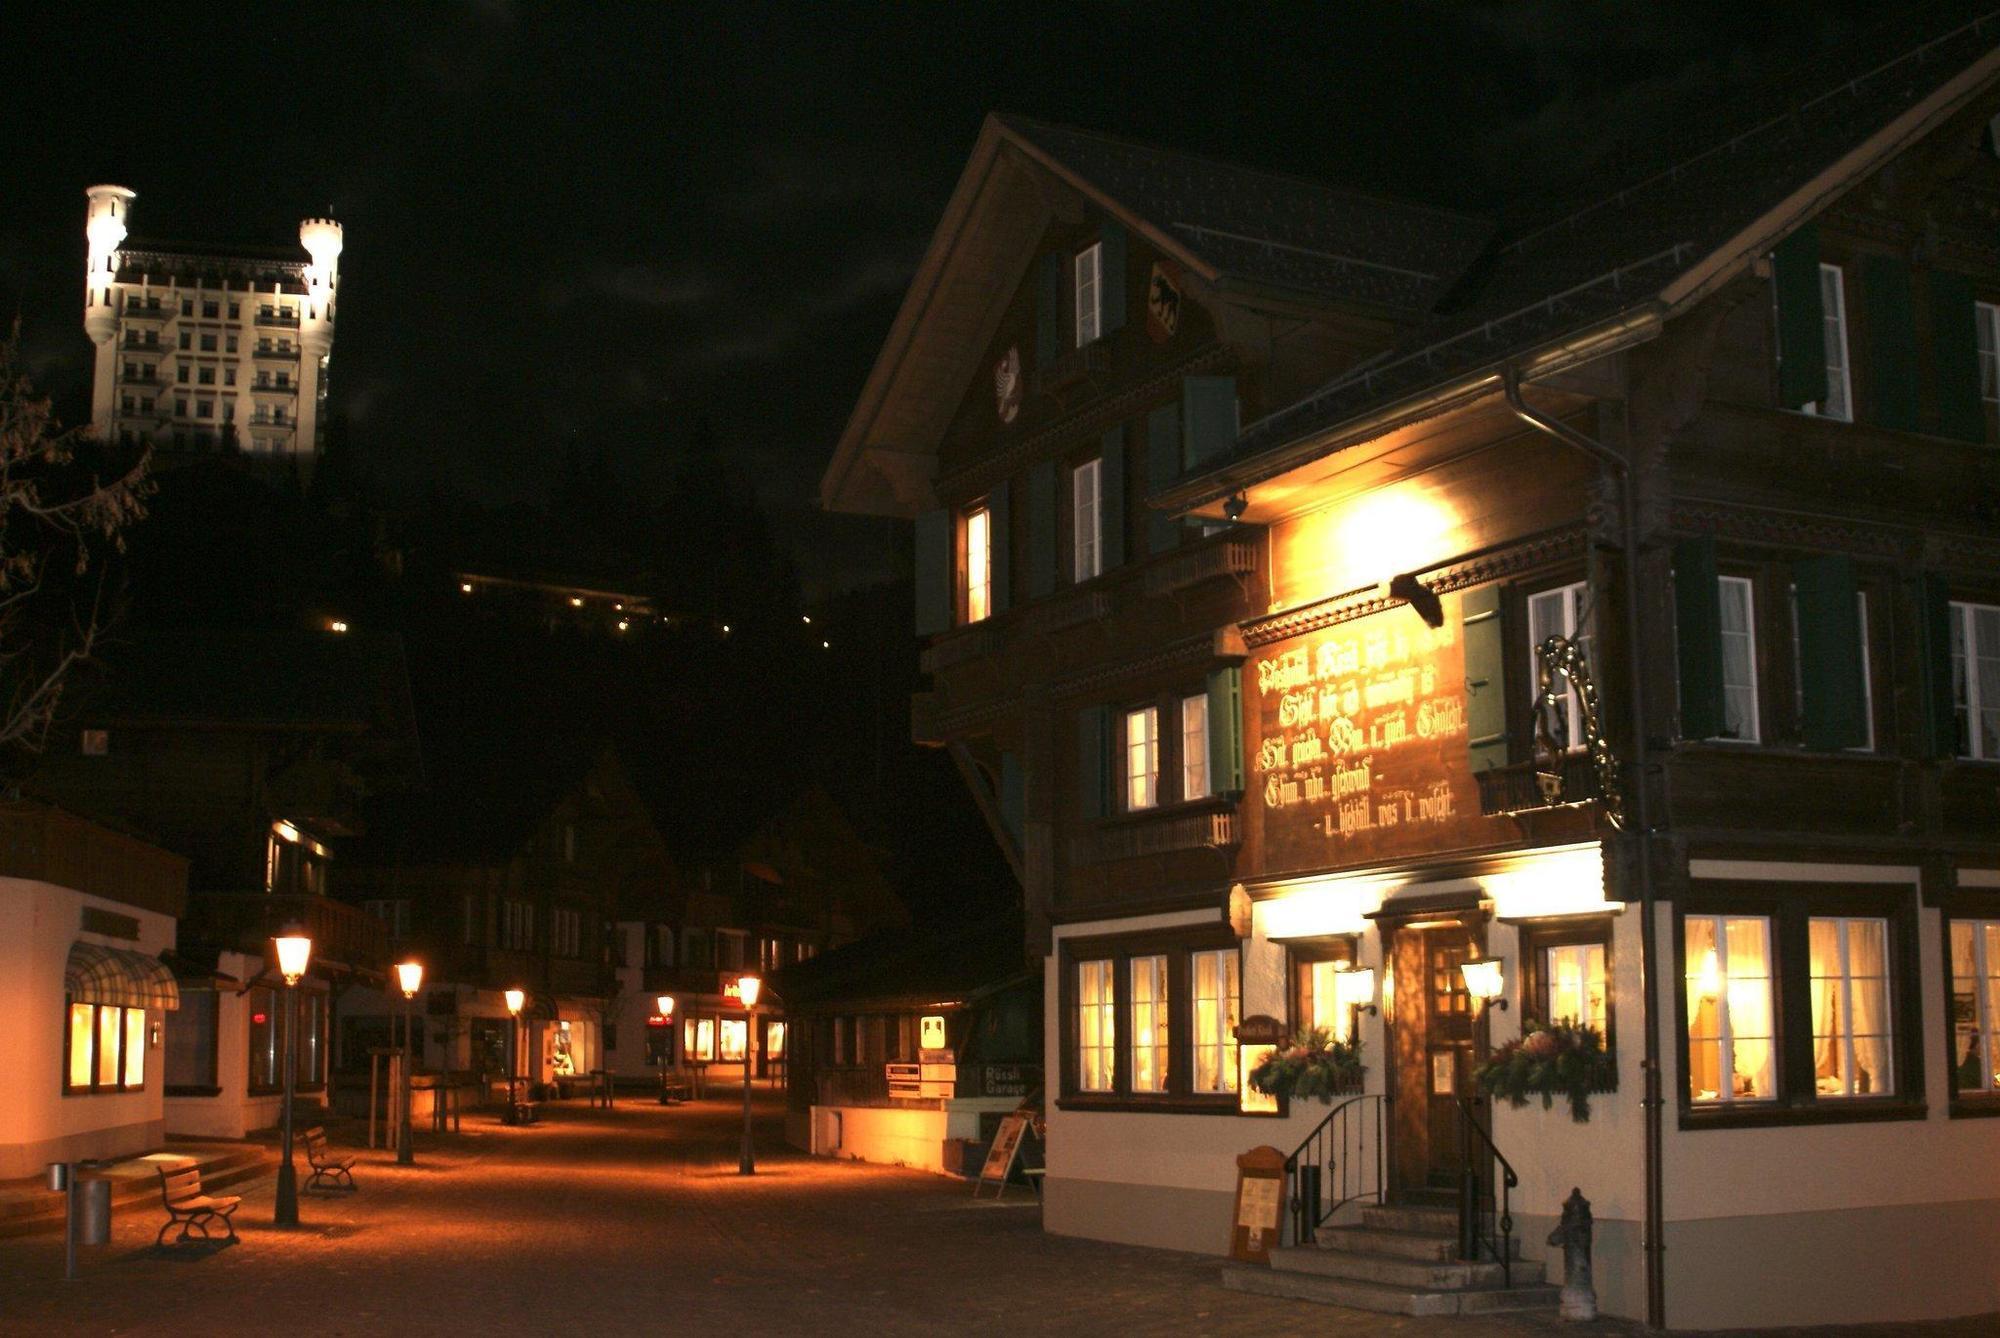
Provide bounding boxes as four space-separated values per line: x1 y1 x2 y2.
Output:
655 995 675 1102
395 961 424 1165
736 974 761 1175
272 928 313 1227
504 988 525 1121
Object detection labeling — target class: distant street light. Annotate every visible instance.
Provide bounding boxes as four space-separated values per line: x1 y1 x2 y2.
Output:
396 961 424 1165
737 974 762 1175
273 928 313 1227
505 988 526 1123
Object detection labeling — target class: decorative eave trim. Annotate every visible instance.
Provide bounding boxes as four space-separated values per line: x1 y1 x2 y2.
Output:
1670 498 2000 572
1050 630 1226 702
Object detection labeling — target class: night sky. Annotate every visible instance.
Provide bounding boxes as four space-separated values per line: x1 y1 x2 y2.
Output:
1 1 1901 594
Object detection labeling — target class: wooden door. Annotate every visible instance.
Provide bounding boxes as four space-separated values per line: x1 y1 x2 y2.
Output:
1390 924 1477 1194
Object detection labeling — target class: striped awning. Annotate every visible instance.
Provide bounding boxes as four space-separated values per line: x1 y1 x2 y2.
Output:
65 941 181 1011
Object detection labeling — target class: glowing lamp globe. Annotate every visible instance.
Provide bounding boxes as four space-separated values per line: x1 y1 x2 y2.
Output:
656 994 676 1018
504 988 525 1016
736 975 762 1009
1333 964 1378 1012
395 960 424 999
1460 957 1508 1010
274 931 313 985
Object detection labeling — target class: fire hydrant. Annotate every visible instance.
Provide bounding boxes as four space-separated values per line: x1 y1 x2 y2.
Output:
1546 1186 1597 1321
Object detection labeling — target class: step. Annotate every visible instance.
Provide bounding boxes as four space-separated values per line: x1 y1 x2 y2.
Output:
1221 1264 1559 1317
1313 1224 1458 1261
1270 1245 1539 1291
1359 1203 1457 1235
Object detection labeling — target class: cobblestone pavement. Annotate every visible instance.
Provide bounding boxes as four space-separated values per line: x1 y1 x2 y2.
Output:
0 1097 1991 1337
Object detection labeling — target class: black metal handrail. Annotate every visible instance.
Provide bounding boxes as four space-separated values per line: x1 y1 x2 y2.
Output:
1283 1092 1384 1245
1455 1095 1518 1286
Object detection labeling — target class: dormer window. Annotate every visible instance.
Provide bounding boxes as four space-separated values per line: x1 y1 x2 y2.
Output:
1073 242 1102 347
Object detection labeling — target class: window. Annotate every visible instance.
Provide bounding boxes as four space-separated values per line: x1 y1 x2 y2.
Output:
1123 706 1158 810
554 907 582 958
1809 917 1893 1099
196 400 212 419
1291 938 1359 1043
225 335 238 354
963 506 992 623
273 407 287 425
223 403 235 424
501 900 534 951
224 368 236 386
177 365 190 383
1071 458 1102 581
200 333 217 352
1717 576 1759 742
175 397 188 418
684 1016 716 1062
246 987 326 1093
364 899 410 940
65 1001 147 1093
1949 918 2000 1097
1526 580 1594 750
1978 301 2000 404
180 299 193 316
1544 942 1609 1034
1189 949 1240 1094
1181 694 1210 801
718 1019 747 1063
179 330 191 350
1076 958 1115 1092
164 988 217 1092
228 302 240 320
1790 589 1873 750
1684 914 1775 1104
1951 601 2000 760
1128 955 1169 1092
202 300 218 318
198 367 214 385
1803 264 1852 422
1073 242 1102 346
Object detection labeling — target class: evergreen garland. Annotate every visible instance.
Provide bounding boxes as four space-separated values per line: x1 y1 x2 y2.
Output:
1474 1020 1617 1122
1247 1028 1366 1103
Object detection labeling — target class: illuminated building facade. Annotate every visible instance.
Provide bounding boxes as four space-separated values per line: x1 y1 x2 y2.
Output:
825 24 2000 1329
82 184 341 469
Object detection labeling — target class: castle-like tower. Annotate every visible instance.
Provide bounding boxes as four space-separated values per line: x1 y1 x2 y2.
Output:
82 186 342 470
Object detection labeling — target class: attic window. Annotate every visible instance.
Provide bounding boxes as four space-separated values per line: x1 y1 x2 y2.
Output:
1073 242 1102 347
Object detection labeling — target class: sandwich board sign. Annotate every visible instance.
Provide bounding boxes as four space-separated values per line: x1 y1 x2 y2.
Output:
975 1111 1032 1198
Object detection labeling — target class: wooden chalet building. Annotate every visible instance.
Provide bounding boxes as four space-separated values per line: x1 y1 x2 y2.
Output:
824 16 2000 1330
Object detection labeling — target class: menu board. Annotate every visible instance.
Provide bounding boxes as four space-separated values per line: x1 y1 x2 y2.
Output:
1229 1145 1289 1264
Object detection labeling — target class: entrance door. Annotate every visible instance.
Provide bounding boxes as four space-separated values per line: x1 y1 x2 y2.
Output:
1390 923 1478 1194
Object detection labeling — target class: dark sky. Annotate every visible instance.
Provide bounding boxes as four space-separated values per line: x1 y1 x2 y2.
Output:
1 1 1899 594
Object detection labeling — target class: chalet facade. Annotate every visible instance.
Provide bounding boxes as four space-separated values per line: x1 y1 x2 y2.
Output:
825 18 2000 1330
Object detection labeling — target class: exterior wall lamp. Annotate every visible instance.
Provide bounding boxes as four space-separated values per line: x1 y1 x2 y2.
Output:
1460 957 1509 1014
1388 572 1445 628
1332 964 1379 1017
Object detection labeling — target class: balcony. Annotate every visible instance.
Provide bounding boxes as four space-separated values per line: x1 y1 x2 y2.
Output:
252 344 297 360
1074 802 1240 865
118 371 162 387
254 311 300 328
121 303 171 321
250 380 298 395
0 803 186 916
1144 537 1261 599
1031 340 1110 396
181 892 389 977
918 620 1000 675
1474 752 1608 818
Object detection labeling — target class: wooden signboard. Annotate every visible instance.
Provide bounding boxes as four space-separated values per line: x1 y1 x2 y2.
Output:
1229 1145 1288 1264
1235 1015 1286 1116
975 1111 1031 1198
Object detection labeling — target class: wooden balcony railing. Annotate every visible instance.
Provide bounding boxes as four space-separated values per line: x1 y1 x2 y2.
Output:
182 892 389 976
1074 804 1240 865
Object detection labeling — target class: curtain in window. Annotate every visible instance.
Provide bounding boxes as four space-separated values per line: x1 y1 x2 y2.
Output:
1810 918 1891 1097
1951 921 2000 1093
1545 944 1607 1033
1077 959 1115 1092
1129 955 1169 1092
1191 950 1240 1094
1685 916 1773 1102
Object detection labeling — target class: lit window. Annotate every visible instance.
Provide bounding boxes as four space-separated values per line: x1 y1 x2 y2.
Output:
1302 953 1358 1043
1717 576 1759 743
1128 955 1169 1093
1124 706 1159 810
1073 242 1102 347
718 1019 747 1062
1544 942 1608 1034
1685 915 1775 1103
1978 301 2000 405
67 1004 94 1089
1071 458 1102 581
1951 601 2000 760
1180 694 1210 800
1789 588 1873 751
1949 919 2000 1095
1809 917 1893 1099
964 506 991 623
1804 264 1852 422
124 1007 147 1087
1189 949 1240 1094
1076 959 1115 1092
1527 580 1594 751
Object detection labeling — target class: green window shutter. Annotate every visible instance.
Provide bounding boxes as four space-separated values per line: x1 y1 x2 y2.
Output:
1035 254 1063 366
999 751 1024 848
1674 537 1726 740
1773 224 1827 410
1931 271 1985 443
988 480 1012 615
1100 426 1125 570
1461 586 1508 773
1913 573 1957 760
1793 554 1866 750
1100 222 1127 336
1864 256 1918 432
1077 706 1112 818
1025 460 1058 599
1145 402 1183 555
914 508 952 636
1206 666 1244 796
1182 376 1238 469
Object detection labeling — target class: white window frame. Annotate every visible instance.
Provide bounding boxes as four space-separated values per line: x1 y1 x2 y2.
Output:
1808 916 1894 1100
1180 694 1210 801
1124 706 1159 811
1716 576 1760 743
1526 580 1593 751
1543 941 1609 1035
1804 263 1853 423
1188 948 1240 1095
963 506 992 624
1952 600 2000 760
1128 954 1169 1093
1788 587 1874 751
1071 458 1102 582
1978 301 2000 405
1685 913 1777 1105
1951 918 2000 1096
1073 242 1102 347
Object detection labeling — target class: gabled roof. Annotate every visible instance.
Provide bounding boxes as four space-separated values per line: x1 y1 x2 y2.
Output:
1174 7 2000 509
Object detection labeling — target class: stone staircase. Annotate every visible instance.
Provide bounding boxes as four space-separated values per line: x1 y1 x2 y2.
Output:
1221 1201 1560 1316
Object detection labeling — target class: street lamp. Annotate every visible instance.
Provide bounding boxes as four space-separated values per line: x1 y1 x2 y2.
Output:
272 928 313 1227
504 988 525 1122
655 995 676 1103
395 961 424 1165
736 974 761 1175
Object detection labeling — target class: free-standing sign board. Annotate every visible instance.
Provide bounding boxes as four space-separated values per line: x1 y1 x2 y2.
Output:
1229 1145 1288 1264
975 1111 1032 1198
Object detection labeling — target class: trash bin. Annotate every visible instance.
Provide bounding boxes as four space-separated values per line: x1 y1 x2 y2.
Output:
76 1175 112 1246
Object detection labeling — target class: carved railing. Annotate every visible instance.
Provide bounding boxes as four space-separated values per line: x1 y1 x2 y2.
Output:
1074 805 1239 864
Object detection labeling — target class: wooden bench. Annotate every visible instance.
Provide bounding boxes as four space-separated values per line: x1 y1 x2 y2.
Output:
658 1074 694 1104
304 1125 356 1192
156 1161 240 1246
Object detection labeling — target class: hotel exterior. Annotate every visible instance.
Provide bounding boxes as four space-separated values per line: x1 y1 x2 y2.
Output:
824 18 2000 1330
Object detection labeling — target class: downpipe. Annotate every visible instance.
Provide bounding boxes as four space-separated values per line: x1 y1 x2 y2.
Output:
1503 364 1667 1329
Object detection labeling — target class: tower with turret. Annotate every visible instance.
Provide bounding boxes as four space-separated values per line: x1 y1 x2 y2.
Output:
80 186 344 475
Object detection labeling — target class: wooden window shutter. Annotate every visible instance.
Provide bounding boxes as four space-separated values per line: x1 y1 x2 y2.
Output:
1025 459 1058 599
1912 573 1957 760
1793 554 1866 750
1673 537 1726 740
999 751 1024 848
1100 426 1126 569
1100 222 1127 336
1181 376 1238 469
1461 585 1507 773
1773 224 1827 410
1206 665 1244 796
1930 271 1985 443
1864 256 1918 432
1077 706 1113 818
988 480 1012 615
1036 254 1063 367
914 508 952 636
1145 402 1183 555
